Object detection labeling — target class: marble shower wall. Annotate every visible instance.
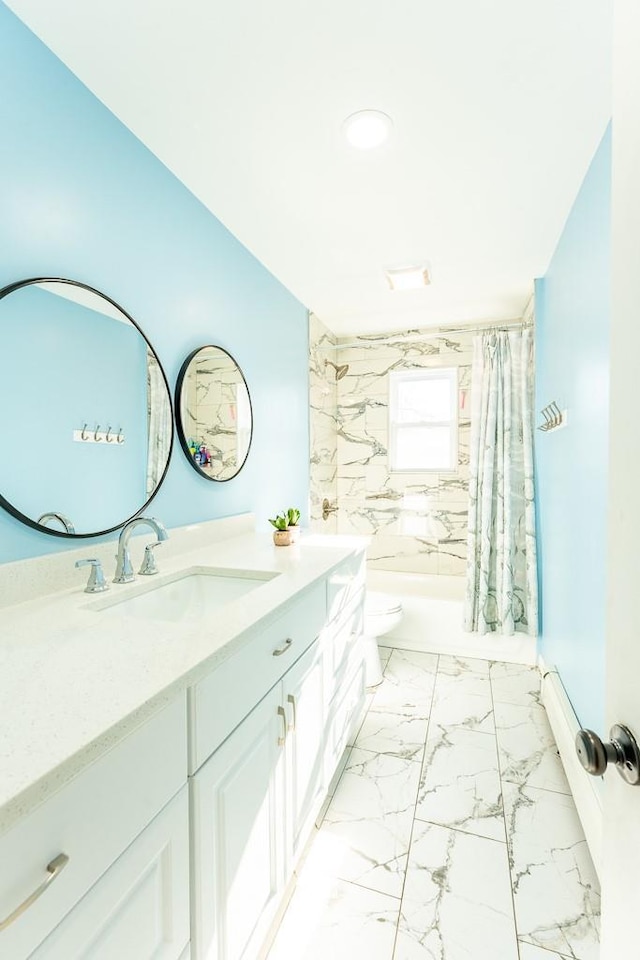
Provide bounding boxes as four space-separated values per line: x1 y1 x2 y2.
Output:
334 327 476 576
309 313 338 532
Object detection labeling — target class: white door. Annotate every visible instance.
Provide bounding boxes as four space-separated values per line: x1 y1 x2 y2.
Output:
190 684 287 960
600 4 640 956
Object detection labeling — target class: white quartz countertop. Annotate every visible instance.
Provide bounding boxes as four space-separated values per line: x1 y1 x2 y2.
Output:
0 528 365 836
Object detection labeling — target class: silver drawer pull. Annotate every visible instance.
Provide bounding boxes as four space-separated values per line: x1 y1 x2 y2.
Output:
272 638 293 657
287 694 297 731
0 853 69 931
277 706 287 746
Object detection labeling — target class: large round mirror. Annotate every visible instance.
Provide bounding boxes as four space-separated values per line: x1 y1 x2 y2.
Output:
0 278 173 537
175 345 252 482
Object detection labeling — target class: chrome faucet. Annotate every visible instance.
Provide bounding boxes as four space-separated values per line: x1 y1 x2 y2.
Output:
113 516 169 584
37 512 76 534
75 558 109 593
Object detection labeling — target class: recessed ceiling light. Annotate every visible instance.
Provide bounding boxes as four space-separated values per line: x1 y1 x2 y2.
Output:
343 110 393 150
384 264 432 291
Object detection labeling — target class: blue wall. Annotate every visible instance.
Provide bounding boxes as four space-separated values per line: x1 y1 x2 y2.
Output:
0 5 309 563
535 125 611 732
0 285 148 532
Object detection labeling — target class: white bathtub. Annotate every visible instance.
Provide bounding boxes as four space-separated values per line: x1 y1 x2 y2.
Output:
366 569 536 665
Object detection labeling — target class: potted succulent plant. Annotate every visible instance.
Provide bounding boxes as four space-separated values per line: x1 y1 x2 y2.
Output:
286 507 301 543
269 512 292 546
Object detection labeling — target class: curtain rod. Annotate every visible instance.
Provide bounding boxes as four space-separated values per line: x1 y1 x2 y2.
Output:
333 318 532 349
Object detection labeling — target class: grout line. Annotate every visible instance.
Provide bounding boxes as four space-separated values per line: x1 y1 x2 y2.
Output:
489 661 522 960
411 814 509 844
499 779 574 799
328 875 403 903
390 651 440 960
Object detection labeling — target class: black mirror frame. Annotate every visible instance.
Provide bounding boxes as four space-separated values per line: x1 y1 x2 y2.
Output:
0 277 174 539
174 344 253 483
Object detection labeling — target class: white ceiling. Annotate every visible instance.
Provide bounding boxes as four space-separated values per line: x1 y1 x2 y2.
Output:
6 0 612 336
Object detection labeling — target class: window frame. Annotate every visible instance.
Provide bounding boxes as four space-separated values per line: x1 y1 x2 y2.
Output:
388 367 459 473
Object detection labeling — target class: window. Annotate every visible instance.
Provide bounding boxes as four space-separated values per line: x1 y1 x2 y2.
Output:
389 368 458 471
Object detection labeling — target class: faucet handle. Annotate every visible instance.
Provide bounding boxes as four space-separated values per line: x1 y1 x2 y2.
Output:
75 558 109 594
139 541 162 576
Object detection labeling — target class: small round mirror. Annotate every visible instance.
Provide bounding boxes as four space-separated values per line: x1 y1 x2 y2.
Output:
175 345 253 482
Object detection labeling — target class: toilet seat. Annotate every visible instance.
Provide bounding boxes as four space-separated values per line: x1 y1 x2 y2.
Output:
365 591 402 617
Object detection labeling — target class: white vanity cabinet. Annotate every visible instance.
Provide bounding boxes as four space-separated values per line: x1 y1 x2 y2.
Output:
0 695 190 960
0 540 367 960
30 786 190 960
190 639 332 960
190 684 286 960
189 552 366 960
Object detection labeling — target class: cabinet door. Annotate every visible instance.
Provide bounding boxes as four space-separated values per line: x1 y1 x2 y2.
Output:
282 640 326 863
191 685 286 960
30 786 190 960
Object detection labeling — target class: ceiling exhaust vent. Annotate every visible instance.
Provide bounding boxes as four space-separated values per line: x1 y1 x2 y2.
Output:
384 264 431 291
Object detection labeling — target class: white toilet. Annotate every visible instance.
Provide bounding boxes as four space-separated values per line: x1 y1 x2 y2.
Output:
362 591 403 686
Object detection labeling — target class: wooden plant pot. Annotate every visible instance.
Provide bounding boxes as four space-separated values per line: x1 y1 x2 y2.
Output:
273 528 293 546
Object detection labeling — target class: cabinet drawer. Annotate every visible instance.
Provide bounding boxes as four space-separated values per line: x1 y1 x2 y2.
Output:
0 694 187 960
31 786 190 960
326 552 366 624
189 582 326 772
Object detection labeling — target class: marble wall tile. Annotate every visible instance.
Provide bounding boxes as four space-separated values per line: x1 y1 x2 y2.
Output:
367 537 440 575
395 820 519 959
309 313 338 532
334 324 477 576
503 782 600 960
437 542 467 576
433 478 470 501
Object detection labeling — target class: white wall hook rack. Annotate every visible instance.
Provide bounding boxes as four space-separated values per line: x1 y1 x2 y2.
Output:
73 425 125 444
537 401 566 433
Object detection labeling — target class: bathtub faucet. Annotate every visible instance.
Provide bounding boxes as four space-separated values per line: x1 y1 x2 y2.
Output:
322 498 338 522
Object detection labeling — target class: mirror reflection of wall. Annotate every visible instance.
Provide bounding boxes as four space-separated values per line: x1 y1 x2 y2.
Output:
177 345 252 482
0 279 173 536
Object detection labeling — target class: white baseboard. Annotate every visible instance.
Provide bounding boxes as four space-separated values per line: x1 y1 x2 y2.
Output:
540 661 603 877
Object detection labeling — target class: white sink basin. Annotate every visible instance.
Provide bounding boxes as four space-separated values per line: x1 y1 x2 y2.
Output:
94 567 278 623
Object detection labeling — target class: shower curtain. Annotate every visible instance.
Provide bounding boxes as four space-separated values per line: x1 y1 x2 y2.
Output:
464 329 538 635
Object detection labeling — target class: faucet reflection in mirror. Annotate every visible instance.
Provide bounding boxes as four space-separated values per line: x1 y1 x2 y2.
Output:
175 345 253 482
37 512 76 534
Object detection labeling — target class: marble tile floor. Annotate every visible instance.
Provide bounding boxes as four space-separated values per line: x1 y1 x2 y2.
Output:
267 648 600 960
